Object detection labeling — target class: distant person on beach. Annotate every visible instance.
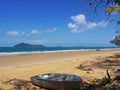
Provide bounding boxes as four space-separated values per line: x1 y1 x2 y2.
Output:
96 48 100 51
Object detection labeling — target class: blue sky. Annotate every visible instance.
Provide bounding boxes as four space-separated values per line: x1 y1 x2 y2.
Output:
0 0 117 47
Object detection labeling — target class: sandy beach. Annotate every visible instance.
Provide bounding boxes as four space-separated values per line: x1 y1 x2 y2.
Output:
0 49 120 89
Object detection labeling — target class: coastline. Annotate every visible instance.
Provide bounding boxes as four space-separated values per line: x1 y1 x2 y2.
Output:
0 49 120 68
0 47 119 56
0 49 120 89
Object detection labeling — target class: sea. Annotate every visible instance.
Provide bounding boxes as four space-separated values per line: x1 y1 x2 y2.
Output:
0 46 119 56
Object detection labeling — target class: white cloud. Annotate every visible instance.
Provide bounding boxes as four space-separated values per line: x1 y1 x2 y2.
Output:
6 27 58 36
31 27 57 34
46 27 57 32
87 22 97 29
68 23 77 29
31 29 40 34
71 14 86 25
68 14 109 33
7 31 26 36
7 31 19 35
97 21 108 28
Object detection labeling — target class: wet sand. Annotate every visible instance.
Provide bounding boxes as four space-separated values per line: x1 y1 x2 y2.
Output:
0 49 119 68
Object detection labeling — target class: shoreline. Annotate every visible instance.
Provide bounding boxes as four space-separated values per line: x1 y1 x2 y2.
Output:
0 47 119 57
0 49 120 89
0 49 120 69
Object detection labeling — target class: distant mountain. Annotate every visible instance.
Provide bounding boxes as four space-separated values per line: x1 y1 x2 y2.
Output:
14 43 46 48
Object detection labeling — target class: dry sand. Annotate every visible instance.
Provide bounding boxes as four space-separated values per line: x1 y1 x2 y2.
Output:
0 49 120 89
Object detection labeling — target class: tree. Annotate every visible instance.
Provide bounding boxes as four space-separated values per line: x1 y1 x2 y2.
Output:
111 36 120 45
111 27 120 45
86 0 120 46
86 0 120 22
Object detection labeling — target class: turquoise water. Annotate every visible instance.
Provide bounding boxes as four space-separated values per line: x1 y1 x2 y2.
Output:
0 47 119 56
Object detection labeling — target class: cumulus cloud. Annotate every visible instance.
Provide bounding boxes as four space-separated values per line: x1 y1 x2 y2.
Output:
7 31 19 35
46 27 57 32
31 27 57 34
7 31 27 36
71 14 86 25
31 29 39 34
7 27 58 36
97 21 108 28
31 29 41 34
68 14 108 33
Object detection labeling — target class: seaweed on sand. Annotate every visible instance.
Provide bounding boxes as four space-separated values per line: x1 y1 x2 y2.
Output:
0 72 120 90
76 64 92 71
2 78 41 90
80 70 120 90
77 52 120 90
100 70 112 86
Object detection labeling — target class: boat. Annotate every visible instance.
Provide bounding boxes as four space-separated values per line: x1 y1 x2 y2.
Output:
31 73 83 90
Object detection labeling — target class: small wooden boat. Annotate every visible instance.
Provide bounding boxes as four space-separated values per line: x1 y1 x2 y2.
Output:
31 73 82 90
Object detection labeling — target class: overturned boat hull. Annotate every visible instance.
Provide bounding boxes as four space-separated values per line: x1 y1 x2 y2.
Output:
31 73 82 90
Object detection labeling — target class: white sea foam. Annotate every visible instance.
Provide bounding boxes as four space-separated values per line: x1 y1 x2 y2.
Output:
0 48 119 56
0 49 91 56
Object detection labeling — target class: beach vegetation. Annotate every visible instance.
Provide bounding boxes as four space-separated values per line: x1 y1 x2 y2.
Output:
85 0 120 46
86 0 120 24
100 70 112 85
111 35 120 45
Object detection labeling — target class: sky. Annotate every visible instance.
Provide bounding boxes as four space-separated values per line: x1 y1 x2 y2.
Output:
0 0 118 47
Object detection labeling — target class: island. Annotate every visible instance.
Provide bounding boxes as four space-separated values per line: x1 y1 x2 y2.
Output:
14 42 46 48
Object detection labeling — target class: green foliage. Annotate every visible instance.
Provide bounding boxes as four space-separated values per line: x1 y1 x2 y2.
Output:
117 21 120 24
86 0 120 46
100 70 112 85
115 0 120 5
105 6 120 15
111 35 120 45
86 0 120 24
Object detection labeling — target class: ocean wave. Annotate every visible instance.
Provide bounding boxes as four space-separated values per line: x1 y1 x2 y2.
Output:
0 48 119 56
0 49 92 56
